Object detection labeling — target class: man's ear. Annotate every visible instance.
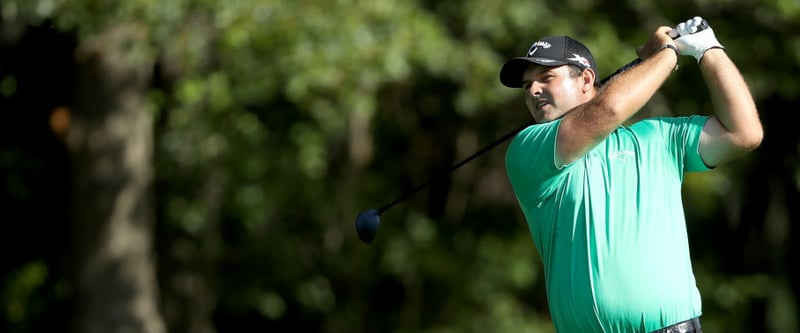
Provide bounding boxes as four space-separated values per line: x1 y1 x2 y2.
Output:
582 69 596 93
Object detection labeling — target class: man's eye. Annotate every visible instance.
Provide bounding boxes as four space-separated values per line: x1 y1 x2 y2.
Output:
522 82 532 90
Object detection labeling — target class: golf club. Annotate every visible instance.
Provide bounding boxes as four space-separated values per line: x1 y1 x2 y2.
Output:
354 58 644 244
354 25 701 243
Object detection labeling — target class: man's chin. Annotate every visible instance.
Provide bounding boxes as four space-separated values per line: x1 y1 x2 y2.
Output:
535 110 557 123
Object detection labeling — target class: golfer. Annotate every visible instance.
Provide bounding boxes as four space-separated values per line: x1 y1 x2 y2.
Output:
500 17 762 333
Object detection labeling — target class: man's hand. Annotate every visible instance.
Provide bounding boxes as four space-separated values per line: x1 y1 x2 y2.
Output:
670 17 724 63
637 26 678 60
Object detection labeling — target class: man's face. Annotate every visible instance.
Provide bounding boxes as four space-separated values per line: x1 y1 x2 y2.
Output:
521 64 592 123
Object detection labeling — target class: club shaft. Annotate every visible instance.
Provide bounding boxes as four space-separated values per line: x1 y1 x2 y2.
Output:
377 119 536 214
377 58 642 214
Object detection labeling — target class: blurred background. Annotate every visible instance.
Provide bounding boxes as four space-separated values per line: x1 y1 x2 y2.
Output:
0 0 797 332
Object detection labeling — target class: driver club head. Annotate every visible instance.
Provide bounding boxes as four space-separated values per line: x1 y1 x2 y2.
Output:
355 209 381 244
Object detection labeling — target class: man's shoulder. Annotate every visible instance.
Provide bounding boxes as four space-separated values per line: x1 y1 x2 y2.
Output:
511 119 561 145
630 115 710 127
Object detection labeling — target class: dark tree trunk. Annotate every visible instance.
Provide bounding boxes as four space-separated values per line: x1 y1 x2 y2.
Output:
66 23 165 333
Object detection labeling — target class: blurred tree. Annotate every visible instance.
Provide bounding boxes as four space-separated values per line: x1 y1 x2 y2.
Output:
0 0 798 333
67 22 164 333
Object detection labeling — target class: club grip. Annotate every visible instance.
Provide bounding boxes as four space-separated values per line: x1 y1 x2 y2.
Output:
603 18 710 85
600 58 642 85
669 18 710 39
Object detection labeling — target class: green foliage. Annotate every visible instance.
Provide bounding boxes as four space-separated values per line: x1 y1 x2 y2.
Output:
2 261 47 322
1 0 799 332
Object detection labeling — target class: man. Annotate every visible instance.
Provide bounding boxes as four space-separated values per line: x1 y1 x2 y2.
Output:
500 17 763 333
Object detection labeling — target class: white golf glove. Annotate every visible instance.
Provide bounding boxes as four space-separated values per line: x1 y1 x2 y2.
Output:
670 16 724 63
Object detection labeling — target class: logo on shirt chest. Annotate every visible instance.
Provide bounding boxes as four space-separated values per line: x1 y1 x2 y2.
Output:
609 150 636 162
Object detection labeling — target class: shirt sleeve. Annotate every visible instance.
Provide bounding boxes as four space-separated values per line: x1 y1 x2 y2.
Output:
651 115 712 173
505 119 563 207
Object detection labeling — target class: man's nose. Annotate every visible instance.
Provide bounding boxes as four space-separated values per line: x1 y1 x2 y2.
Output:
528 82 543 97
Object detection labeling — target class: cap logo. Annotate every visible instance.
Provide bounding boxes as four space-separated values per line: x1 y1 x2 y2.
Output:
567 54 591 68
527 41 552 57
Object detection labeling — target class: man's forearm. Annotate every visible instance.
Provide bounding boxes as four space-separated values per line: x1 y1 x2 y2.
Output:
556 35 678 165
599 46 678 123
700 49 763 149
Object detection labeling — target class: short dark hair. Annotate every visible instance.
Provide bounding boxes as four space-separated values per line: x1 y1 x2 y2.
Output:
567 65 600 87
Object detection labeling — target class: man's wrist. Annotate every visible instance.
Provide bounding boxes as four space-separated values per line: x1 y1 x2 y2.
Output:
656 44 680 71
698 46 726 65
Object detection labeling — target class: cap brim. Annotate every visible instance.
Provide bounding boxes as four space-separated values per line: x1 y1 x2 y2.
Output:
499 57 568 88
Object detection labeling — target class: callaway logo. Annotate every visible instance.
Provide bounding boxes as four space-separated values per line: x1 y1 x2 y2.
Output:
527 41 552 57
609 150 636 162
567 54 591 68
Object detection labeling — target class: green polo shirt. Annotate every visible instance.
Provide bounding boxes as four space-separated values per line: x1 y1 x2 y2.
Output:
505 116 710 333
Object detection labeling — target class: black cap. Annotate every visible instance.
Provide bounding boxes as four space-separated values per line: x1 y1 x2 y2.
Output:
499 36 598 88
